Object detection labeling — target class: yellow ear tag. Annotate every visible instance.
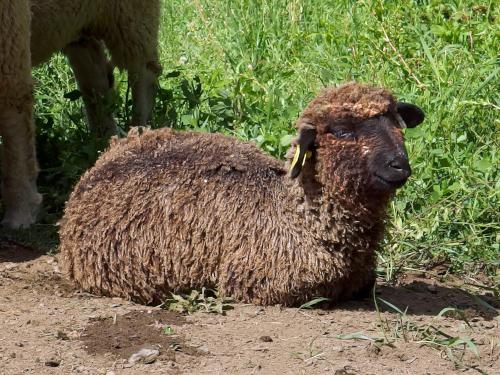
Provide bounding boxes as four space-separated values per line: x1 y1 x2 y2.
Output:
290 145 312 174
290 145 301 172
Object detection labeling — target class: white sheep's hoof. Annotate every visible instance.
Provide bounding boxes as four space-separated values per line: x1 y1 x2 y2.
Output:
1 198 42 229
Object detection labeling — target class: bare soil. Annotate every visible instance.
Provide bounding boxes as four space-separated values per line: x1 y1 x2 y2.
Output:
1 240 498 375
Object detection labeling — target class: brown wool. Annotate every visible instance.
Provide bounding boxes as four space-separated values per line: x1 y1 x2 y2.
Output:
60 83 401 306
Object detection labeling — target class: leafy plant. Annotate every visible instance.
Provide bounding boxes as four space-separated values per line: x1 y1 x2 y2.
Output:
161 288 234 315
163 325 175 335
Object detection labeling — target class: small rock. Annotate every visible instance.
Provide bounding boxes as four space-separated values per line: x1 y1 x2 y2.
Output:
366 343 380 357
15 342 24 347
254 307 265 315
397 353 409 361
106 371 116 375
197 345 210 354
475 338 488 345
128 348 160 364
56 330 69 340
259 335 273 343
9 353 16 359
334 366 357 375
45 358 61 367
482 321 496 329
251 347 269 352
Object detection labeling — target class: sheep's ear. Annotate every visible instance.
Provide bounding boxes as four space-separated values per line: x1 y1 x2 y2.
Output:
290 125 316 179
396 102 425 128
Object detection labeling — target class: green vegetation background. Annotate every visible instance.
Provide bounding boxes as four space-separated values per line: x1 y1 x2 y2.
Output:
9 0 500 280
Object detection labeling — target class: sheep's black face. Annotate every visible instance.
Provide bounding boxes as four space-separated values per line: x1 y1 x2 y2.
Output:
291 101 425 197
360 115 412 191
327 102 424 193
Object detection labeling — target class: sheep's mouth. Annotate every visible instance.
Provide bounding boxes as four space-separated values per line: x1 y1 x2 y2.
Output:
374 174 407 189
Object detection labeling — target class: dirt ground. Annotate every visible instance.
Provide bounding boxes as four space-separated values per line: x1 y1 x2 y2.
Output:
1 240 498 375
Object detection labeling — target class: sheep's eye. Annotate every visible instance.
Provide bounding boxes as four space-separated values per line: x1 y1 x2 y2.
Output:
333 129 355 140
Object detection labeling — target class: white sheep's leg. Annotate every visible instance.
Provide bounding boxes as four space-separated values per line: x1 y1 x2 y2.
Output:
64 38 117 137
129 62 162 126
1 109 42 228
0 0 41 228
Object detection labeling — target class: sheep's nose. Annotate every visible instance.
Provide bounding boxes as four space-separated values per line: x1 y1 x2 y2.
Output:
388 155 411 179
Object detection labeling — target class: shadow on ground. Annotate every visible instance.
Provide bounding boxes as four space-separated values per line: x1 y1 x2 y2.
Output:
339 278 499 321
0 237 46 263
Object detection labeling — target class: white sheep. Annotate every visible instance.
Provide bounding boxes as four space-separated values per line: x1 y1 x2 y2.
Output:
0 0 161 228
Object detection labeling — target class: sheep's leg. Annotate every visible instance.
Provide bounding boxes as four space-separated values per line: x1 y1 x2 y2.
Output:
63 38 117 138
0 108 42 228
102 0 162 127
128 62 162 126
0 0 42 228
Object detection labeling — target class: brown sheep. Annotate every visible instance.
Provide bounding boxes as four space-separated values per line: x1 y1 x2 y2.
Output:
59 83 425 306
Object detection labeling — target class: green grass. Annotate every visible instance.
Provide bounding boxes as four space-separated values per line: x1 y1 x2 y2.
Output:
2 0 498 280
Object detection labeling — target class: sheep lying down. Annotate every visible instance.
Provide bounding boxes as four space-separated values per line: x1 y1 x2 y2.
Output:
60 83 425 306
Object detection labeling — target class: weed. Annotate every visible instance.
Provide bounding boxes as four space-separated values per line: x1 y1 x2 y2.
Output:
339 285 484 370
290 334 325 363
163 325 175 335
160 288 234 315
298 297 331 310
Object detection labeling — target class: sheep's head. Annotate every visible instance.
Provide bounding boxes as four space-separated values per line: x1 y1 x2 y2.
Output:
289 83 424 205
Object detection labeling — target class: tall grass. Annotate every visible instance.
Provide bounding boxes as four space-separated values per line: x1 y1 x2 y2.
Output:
24 0 499 277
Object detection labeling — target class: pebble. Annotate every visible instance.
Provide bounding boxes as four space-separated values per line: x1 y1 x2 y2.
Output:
334 365 357 375
482 321 496 329
128 348 160 364
197 345 210 354
45 358 61 367
56 330 69 340
254 307 265 316
259 335 273 342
